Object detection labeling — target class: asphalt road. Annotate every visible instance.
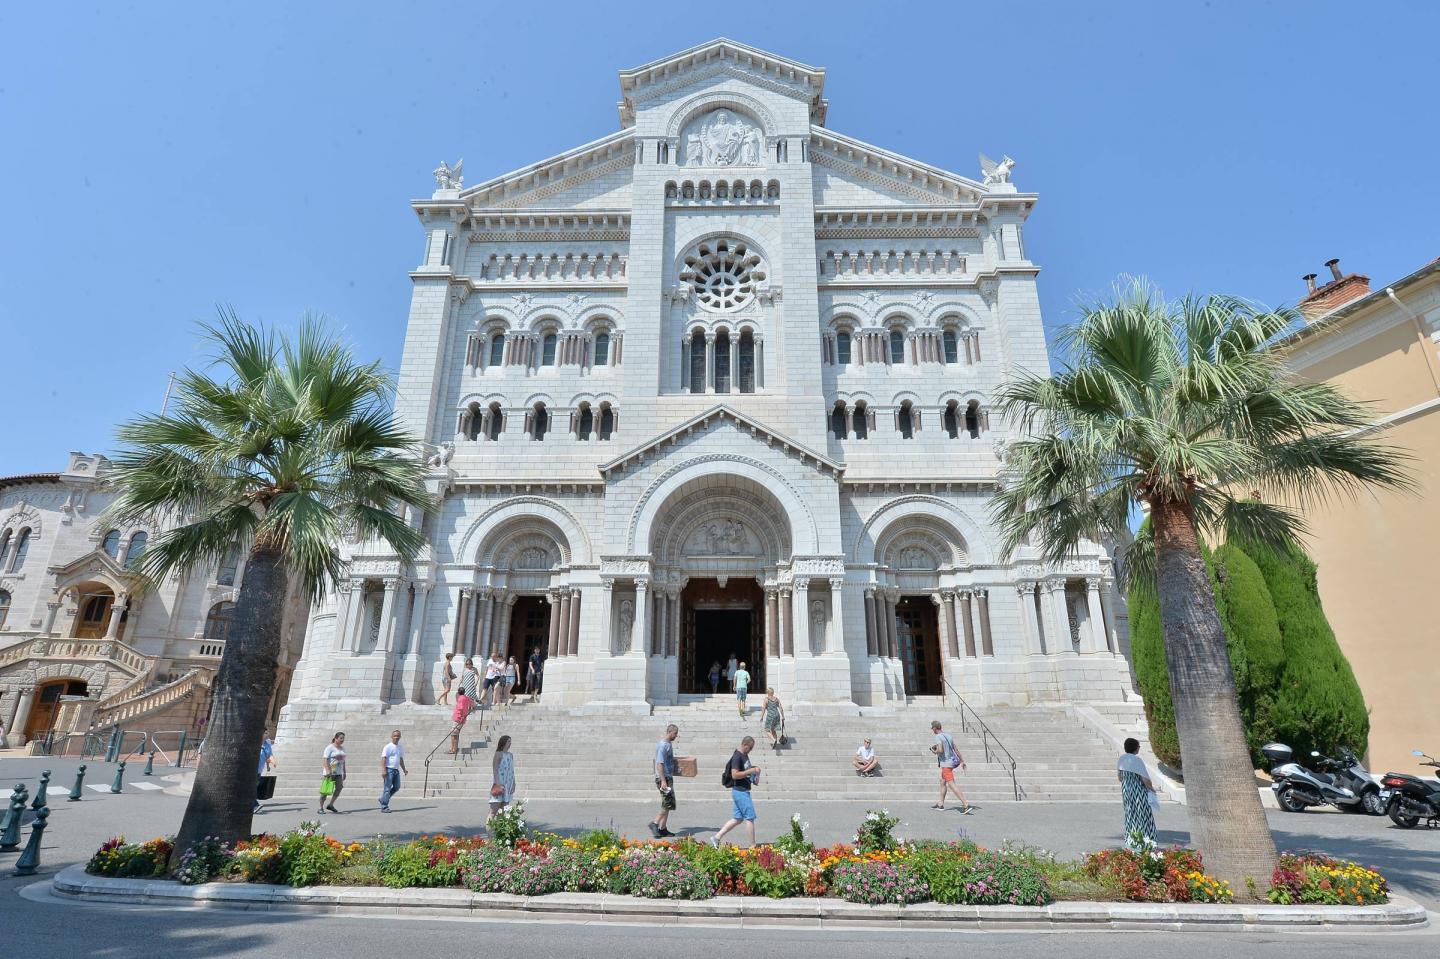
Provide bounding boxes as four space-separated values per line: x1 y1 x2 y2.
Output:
2 755 1437 956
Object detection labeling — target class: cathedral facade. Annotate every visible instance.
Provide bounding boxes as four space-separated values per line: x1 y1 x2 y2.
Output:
286 40 1134 717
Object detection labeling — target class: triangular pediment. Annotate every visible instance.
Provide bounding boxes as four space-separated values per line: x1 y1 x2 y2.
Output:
454 129 635 211
48 548 137 589
599 406 843 479
618 39 827 127
809 128 1025 209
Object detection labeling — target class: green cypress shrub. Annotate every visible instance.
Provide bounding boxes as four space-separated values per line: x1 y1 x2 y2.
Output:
1212 543 1285 760
1248 545 1369 760
1126 580 1181 767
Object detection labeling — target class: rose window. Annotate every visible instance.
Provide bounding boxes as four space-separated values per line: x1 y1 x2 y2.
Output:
681 239 765 312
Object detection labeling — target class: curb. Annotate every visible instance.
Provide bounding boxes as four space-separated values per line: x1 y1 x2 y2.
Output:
50 865 1428 931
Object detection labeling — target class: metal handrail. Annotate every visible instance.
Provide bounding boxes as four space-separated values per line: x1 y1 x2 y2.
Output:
939 677 1024 801
421 705 485 798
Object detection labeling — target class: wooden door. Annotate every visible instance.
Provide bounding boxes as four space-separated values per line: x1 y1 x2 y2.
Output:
895 597 942 696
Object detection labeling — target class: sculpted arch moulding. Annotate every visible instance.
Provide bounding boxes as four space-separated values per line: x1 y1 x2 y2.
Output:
665 92 778 143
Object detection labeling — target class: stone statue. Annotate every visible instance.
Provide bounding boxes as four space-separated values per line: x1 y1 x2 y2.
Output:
809 600 825 629
433 158 464 190
979 153 1015 185
618 599 634 652
685 132 703 167
426 441 454 468
991 438 1009 463
686 110 761 166
740 127 761 165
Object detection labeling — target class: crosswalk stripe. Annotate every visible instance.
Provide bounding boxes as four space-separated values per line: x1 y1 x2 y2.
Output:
86 784 112 792
129 781 163 791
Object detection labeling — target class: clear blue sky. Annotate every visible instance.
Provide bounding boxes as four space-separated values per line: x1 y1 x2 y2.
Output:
2 2 1436 477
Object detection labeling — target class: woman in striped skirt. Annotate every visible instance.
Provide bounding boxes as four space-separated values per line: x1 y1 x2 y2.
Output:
1117 737 1159 849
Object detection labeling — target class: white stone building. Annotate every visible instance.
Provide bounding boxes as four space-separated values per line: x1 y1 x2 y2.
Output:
285 40 1133 722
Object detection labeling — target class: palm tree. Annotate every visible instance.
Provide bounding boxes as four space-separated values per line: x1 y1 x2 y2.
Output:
105 311 432 863
991 280 1410 892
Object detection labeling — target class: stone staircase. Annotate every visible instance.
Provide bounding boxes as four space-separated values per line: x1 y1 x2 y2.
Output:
274 697 1125 803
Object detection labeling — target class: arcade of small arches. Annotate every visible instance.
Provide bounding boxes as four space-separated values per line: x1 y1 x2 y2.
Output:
463 317 623 374
455 398 620 443
823 316 984 368
663 178 782 203
829 398 989 441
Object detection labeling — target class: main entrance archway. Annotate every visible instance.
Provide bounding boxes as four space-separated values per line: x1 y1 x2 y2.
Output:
679 578 764 693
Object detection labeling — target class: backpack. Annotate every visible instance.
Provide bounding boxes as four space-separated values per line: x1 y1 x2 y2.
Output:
721 759 734 787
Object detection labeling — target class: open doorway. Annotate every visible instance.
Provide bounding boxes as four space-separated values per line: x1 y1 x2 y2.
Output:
679 578 763 694
504 595 550 665
26 679 88 741
895 595 942 696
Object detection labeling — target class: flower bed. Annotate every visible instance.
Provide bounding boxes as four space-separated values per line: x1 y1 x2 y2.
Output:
83 807 1388 908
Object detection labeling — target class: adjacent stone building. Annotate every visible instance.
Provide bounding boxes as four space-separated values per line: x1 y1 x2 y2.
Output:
283 39 1134 725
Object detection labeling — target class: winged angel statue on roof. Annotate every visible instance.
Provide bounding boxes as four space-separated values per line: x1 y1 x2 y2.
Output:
433 159 464 190
979 153 1015 185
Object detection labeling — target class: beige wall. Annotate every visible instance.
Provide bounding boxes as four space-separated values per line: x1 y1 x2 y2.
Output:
1282 275 1440 775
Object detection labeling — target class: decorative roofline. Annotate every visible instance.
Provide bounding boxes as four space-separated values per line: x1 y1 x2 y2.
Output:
617 39 826 127
436 129 635 211
599 405 843 479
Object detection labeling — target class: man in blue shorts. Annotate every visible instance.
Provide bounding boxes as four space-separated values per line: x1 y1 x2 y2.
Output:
713 735 762 847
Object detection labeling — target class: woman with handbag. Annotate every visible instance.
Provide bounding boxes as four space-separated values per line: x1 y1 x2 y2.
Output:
319 731 347 814
488 735 515 822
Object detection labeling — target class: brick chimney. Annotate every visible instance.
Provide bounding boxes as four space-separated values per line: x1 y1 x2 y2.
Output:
1299 258 1372 321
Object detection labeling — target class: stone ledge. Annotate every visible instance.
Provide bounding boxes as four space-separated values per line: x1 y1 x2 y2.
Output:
50 865 1428 931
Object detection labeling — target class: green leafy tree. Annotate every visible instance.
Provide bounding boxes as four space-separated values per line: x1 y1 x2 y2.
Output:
992 280 1410 892
1249 545 1369 760
105 312 432 865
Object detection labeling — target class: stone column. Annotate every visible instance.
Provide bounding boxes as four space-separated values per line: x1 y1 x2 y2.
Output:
863 588 878 657
780 588 793 656
42 599 62 636
764 588 779 657
1099 579 1122 654
666 590 680 658
728 334 739 391
448 588 469 655
496 595 516 660
1084 578 1106 655
598 581 614 655
978 588 994 656
8 687 35 745
477 588 496 660
755 336 765 389
1014 583 1037 654
103 592 129 640
943 590 961 658
704 333 716 393
1048 581 1074 653
568 588 582 657
959 591 976 657
556 590 572 658
547 591 563 658
826 578 845 654
886 593 900 659
633 579 650 657
792 580 810 657
377 578 401 651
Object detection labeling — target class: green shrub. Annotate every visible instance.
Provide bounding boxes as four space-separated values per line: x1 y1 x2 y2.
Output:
279 823 342 887
577 828 621 851
773 814 814 858
853 809 901 853
86 836 174 878
608 847 713 899
740 847 804 899
376 843 463 888
829 860 928 904
175 836 232 885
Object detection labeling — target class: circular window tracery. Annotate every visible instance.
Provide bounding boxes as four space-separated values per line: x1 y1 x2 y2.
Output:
680 239 765 312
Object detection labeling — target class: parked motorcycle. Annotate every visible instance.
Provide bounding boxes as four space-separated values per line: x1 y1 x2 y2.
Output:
1263 742 1384 814
1379 750 1440 829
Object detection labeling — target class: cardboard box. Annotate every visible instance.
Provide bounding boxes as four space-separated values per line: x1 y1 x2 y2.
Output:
676 756 698 778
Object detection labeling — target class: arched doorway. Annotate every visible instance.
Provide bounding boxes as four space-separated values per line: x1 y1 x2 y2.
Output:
680 577 764 693
894 596 941 695
26 678 88 741
72 584 120 640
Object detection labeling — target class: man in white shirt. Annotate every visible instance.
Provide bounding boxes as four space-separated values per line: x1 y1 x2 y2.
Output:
379 729 407 813
853 738 879 777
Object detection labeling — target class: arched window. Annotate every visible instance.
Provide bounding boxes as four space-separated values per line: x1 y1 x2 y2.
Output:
965 400 982 439
898 401 914 439
943 400 960 439
9 529 30 571
0 531 9 569
836 331 852 366
0 589 10 630
593 332 610 366
487 402 503 441
80 593 111 631
738 330 756 393
853 401 870 440
689 330 706 393
889 330 905 365
203 601 236 643
577 403 594 440
531 403 549 441
488 335 505 368
217 543 241 587
831 402 848 440
465 402 483 441
123 532 148 569
541 333 557 367
942 329 959 365
101 529 122 559
714 330 731 393
599 404 615 440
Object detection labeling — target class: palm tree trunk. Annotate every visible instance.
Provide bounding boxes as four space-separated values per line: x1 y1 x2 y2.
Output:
1151 498 1277 896
170 545 289 865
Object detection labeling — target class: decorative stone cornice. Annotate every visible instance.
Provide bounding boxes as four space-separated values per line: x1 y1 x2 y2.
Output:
617 39 826 126
598 405 844 480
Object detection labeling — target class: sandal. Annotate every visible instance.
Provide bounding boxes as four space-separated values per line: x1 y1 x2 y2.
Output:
931 803 945 809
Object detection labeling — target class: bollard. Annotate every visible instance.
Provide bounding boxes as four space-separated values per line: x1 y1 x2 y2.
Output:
0 787 25 850
13 806 49 876
68 765 87 801
175 732 188 768
31 770 50 810
105 727 120 763
110 761 126 794
143 750 155 777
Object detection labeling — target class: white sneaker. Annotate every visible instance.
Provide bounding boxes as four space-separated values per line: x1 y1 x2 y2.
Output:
709 835 721 848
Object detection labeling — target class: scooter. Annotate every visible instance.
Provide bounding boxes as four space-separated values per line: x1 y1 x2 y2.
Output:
1379 750 1440 829
1263 742 1384 814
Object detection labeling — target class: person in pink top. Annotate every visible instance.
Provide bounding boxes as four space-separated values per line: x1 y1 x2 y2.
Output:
448 689 474 755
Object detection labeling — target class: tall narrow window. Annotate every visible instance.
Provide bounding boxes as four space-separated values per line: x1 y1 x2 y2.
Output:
487 402 503 441
101 529 122 559
738 330 755 393
488 335 505 367
599 405 615 440
853 402 870 440
541 333 557 367
0 589 9 630
217 543 240 586
532 404 549 441
204 601 236 643
898 402 914 439
714 330 731 393
889 330 905 364
577 404 593 440
466 402 483 441
942 330 958 364
124 532 148 569
831 402 848 440
836 331 851 365
944 401 960 439
9 529 30 571
593 332 610 366
689 331 706 394
965 400 982 439
0 531 9 569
